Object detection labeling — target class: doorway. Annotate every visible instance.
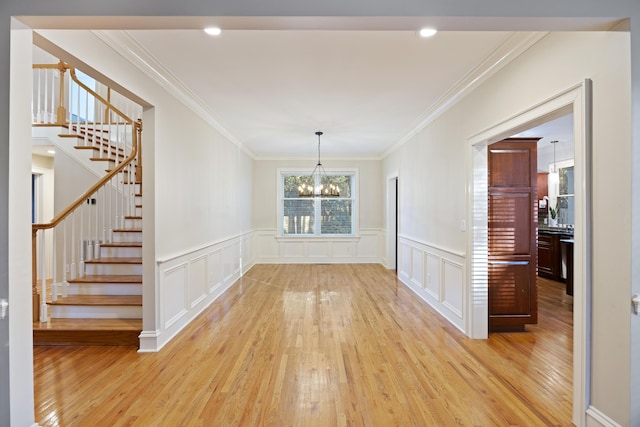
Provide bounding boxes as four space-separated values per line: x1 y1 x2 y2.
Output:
387 175 399 271
467 81 592 425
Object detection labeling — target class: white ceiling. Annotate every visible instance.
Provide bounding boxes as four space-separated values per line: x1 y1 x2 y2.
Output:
34 28 578 159
104 29 549 158
122 30 518 157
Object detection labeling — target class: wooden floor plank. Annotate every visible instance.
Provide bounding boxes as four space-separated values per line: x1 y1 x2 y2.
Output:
33 264 573 426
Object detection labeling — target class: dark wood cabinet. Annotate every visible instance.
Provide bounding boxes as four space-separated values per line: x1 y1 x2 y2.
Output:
537 230 574 295
537 233 556 277
537 172 548 199
488 138 540 331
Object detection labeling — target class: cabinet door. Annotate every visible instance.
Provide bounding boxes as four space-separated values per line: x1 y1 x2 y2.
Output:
537 234 555 278
537 172 549 199
488 138 539 330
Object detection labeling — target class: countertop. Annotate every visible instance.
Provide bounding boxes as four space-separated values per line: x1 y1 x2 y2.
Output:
539 225 574 236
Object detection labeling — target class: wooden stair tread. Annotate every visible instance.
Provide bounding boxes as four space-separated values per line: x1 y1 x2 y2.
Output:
113 228 141 233
100 242 142 248
74 145 124 154
33 318 141 331
48 295 142 306
85 257 142 264
59 132 109 139
68 274 142 284
125 215 142 220
33 318 141 347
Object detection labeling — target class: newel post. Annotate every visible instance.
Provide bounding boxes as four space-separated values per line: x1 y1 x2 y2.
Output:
32 228 40 322
135 119 143 191
56 60 67 125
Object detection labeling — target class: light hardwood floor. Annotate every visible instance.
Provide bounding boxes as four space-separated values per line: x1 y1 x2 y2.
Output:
34 264 573 426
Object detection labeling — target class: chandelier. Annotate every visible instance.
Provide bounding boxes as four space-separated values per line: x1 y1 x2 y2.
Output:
298 131 341 197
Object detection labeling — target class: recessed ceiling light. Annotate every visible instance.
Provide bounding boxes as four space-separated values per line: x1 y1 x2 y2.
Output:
419 28 437 38
204 27 222 36
47 149 55 154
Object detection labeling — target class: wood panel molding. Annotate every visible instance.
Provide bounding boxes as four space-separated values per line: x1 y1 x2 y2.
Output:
139 232 255 352
254 228 383 264
397 236 466 333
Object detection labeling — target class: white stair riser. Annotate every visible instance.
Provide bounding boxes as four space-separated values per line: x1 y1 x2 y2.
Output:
48 305 142 319
124 218 142 229
85 263 142 275
100 246 142 258
94 158 116 168
67 283 142 296
135 195 142 205
123 183 141 193
113 231 142 243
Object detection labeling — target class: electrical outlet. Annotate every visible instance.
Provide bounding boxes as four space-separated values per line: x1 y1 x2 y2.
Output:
459 220 466 232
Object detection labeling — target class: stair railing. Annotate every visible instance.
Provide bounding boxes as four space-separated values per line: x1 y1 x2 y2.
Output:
32 61 143 322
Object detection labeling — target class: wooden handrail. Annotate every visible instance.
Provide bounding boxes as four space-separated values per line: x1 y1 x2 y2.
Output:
67 66 133 124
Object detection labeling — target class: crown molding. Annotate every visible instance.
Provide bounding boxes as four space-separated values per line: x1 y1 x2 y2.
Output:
91 29 257 160
381 31 548 159
254 154 382 161
93 29 545 162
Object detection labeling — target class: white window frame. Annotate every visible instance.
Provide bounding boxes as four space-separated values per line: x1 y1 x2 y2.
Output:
277 167 359 237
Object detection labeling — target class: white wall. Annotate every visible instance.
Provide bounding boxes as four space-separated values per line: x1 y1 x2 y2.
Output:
253 158 383 263
384 31 632 426
36 29 255 351
9 25 36 427
53 149 99 212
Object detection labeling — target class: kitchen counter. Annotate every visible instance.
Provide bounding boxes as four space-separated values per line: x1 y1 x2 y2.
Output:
537 226 574 295
539 226 574 235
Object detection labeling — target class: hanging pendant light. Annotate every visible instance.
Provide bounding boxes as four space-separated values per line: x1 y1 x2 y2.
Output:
549 140 559 185
298 131 340 198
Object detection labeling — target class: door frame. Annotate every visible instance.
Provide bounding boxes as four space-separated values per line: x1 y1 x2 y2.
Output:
466 81 592 426
386 173 399 270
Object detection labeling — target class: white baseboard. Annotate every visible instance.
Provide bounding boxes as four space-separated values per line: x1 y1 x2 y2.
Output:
586 406 623 427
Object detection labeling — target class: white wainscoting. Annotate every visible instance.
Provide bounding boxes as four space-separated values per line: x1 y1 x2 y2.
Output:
397 236 466 333
253 228 383 264
140 231 255 352
586 406 623 427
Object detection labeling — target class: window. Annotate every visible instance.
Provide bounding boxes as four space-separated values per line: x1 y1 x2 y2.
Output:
280 170 356 236
69 69 96 123
557 165 574 225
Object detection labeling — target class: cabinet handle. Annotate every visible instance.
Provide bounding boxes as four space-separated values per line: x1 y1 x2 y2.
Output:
489 261 529 266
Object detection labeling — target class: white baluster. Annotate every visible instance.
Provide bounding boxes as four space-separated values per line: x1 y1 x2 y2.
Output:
85 90 90 147
37 70 42 123
101 186 107 244
70 210 76 280
87 197 93 262
44 69 49 123
50 68 56 123
62 219 68 297
95 190 100 259
79 203 84 278
51 227 57 302
39 232 47 323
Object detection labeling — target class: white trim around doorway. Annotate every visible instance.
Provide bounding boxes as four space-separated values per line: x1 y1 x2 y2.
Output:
466 80 592 427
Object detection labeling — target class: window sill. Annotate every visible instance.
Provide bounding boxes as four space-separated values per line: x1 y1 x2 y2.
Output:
275 235 361 242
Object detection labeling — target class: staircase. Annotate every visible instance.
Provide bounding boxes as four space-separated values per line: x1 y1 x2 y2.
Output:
31 61 144 347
